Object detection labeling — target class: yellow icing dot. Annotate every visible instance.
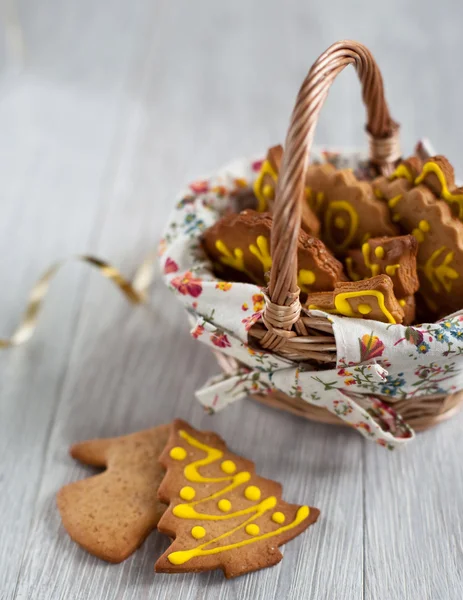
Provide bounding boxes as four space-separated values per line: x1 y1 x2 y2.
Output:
218 499 232 512
305 187 312 200
358 304 372 315
272 512 286 524
245 524 260 536
220 460 236 474
170 447 187 460
334 216 346 229
392 214 401 222
262 184 274 199
374 246 385 259
179 486 196 501
244 486 261 501
191 526 206 540
412 228 425 243
374 187 383 199
297 269 317 291
399 299 406 307
419 220 430 232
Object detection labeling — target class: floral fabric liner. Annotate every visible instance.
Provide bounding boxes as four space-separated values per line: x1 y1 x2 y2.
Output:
160 149 463 450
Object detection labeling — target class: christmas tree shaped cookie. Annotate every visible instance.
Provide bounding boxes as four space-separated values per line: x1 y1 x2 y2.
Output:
155 420 320 578
57 425 170 562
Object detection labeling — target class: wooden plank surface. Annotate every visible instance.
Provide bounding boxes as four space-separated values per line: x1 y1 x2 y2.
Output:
1 1 463 598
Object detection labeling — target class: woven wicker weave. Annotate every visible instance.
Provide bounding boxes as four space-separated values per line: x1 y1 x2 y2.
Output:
236 40 463 430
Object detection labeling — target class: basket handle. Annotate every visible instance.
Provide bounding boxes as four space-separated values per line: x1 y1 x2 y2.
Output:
259 40 400 352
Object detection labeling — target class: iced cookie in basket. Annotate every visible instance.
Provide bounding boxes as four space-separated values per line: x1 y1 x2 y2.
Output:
253 144 321 235
345 235 419 298
373 155 463 317
57 425 170 563
201 209 346 293
306 274 405 324
155 420 319 578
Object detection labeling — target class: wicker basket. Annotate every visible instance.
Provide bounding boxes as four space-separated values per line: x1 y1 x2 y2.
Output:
232 40 463 431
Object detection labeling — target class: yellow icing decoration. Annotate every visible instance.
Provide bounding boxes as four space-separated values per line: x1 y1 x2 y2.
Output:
324 201 359 250
305 187 323 212
423 247 459 293
334 290 397 324
374 246 385 259
262 184 274 199
362 243 380 276
221 460 236 474
357 304 372 315
419 220 430 232
390 163 414 183
334 216 346 229
315 191 324 211
385 264 400 276
167 505 310 566
392 214 401 223
345 257 361 282
170 447 187 460
399 299 406 307
388 194 403 208
297 269 317 293
166 429 311 566
191 526 206 540
179 486 196 501
415 161 463 219
215 240 246 272
374 187 383 199
244 486 261 501
253 159 278 212
249 235 272 273
272 512 286 524
245 524 260 536
412 220 431 244
218 499 232 512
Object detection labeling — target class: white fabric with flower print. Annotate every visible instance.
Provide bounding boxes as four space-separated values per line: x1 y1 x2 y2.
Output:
160 150 463 450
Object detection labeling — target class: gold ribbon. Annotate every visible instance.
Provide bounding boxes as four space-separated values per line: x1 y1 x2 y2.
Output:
0 253 157 349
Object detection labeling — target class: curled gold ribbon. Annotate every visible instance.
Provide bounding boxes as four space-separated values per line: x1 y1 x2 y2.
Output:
0 253 157 349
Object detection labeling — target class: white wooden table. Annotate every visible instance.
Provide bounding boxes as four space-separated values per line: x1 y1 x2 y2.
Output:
1 1 463 598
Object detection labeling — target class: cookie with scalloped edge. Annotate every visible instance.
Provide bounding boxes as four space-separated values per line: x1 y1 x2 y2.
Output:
155 420 320 578
311 169 399 256
201 209 346 293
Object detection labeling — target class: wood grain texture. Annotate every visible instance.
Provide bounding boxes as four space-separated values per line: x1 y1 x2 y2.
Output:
1 0 463 598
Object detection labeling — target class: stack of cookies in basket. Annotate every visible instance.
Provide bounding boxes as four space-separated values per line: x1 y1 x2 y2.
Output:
201 146 463 324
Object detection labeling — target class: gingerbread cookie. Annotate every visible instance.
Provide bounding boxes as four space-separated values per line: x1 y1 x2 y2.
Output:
155 420 319 578
345 235 419 298
372 156 423 223
385 184 463 316
414 156 463 220
57 425 170 563
201 209 346 293
306 168 399 255
253 145 320 234
306 274 405 324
